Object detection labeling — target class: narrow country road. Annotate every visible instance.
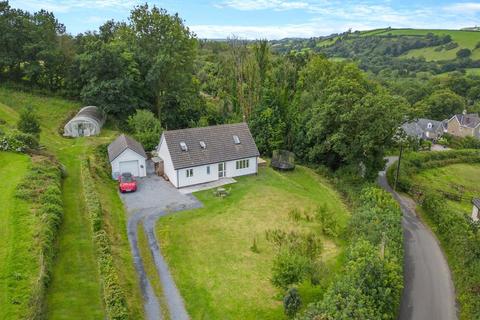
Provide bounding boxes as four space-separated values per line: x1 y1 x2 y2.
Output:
378 157 457 320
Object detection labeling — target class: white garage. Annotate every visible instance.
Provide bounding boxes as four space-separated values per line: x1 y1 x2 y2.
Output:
108 134 147 179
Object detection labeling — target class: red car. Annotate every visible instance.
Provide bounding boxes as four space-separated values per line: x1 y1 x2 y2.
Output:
118 172 137 193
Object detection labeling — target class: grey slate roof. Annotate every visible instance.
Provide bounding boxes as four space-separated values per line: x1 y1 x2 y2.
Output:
162 123 260 170
401 118 443 138
473 198 480 209
108 134 147 162
454 113 480 128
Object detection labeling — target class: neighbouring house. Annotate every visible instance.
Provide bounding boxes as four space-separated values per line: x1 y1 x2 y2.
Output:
64 106 105 137
108 134 147 179
401 118 445 141
157 123 260 188
472 198 480 222
444 112 480 139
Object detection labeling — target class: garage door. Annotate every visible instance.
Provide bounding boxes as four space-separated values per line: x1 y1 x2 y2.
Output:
119 160 139 176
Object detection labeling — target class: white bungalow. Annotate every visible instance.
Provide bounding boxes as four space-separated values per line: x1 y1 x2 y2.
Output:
157 123 260 188
64 106 105 137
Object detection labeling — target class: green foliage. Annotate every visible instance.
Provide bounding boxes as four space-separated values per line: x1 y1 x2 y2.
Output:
387 149 480 192
299 187 403 320
81 160 130 319
13 157 64 319
293 56 407 177
17 106 41 137
315 205 340 237
416 89 466 120
271 249 310 290
283 287 301 318
0 130 39 152
127 109 162 150
456 48 472 58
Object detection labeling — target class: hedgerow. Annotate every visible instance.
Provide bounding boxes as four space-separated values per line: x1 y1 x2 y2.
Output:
80 159 129 320
13 156 63 319
299 187 403 320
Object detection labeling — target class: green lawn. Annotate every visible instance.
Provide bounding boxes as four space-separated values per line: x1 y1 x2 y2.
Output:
0 87 142 319
0 152 33 320
157 166 350 319
411 163 480 215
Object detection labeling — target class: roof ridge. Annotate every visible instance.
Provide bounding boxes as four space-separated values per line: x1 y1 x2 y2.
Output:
164 122 246 134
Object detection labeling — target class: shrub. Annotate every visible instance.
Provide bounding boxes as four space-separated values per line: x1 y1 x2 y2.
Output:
315 205 339 237
127 109 162 151
271 250 310 289
0 130 39 152
283 287 301 317
457 48 472 58
17 105 41 137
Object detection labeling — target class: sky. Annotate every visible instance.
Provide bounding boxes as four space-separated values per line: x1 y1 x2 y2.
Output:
8 0 480 39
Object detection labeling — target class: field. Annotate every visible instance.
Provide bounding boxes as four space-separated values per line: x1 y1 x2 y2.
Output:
157 166 349 319
0 152 33 319
0 87 143 319
411 163 480 214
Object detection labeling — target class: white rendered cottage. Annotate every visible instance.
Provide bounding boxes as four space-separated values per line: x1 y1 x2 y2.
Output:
157 123 260 188
108 134 147 179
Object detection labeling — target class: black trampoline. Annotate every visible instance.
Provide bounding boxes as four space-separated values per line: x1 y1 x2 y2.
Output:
271 150 295 171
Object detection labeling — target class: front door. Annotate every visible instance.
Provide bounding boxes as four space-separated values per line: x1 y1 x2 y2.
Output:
218 162 226 178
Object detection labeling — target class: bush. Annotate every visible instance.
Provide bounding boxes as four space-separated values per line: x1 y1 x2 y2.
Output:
457 48 472 58
0 130 39 152
315 205 340 237
127 109 162 151
271 250 310 290
283 287 301 317
17 105 41 137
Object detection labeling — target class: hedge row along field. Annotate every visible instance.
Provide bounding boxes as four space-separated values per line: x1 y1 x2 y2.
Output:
387 150 480 319
13 156 63 319
300 187 404 319
80 159 130 320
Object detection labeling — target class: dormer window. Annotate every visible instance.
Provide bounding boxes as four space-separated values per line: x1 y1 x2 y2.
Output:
199 141 206 149
427 123 432 129
233 135 240 144
180 141 188 151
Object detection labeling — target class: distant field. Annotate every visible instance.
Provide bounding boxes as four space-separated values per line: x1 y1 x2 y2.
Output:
371 29 480 61
157 166 349 319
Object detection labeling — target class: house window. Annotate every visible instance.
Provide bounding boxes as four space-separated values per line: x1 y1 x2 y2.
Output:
233 135 241 144
207 166 210 175
186 168 193 177
236 159 249 169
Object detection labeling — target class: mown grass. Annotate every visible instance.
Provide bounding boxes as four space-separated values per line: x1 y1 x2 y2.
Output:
0 152 33 320
0 87 143 319
157 166 350 319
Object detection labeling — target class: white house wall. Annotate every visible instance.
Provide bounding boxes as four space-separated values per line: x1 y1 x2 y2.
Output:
111 148 147 178
177 164 218 188
158 134 178 187
226 157 257 178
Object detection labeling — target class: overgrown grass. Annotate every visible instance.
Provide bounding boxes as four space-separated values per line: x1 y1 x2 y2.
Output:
0 152 32 320
157 166 350 319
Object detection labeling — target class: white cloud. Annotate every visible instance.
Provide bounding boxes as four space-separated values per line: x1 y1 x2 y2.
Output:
444 2 480 14
10 0 139 13
217 0 310 11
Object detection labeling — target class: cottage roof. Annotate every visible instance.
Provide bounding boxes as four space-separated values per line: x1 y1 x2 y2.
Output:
401 118 443 138
108 134 147 162
453 113 480 129
473 198 480 209
162 123 260 170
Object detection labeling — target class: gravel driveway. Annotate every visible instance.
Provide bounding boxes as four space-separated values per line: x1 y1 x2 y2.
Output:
121 175 202 320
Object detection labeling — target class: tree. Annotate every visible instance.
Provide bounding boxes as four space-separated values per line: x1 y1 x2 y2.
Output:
293 57 406 178
271 250 310 290
284 287 301 318
456 48 471 59
17 105 41 137
127 109 162 150
417 89 466 120
249 104 285 155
